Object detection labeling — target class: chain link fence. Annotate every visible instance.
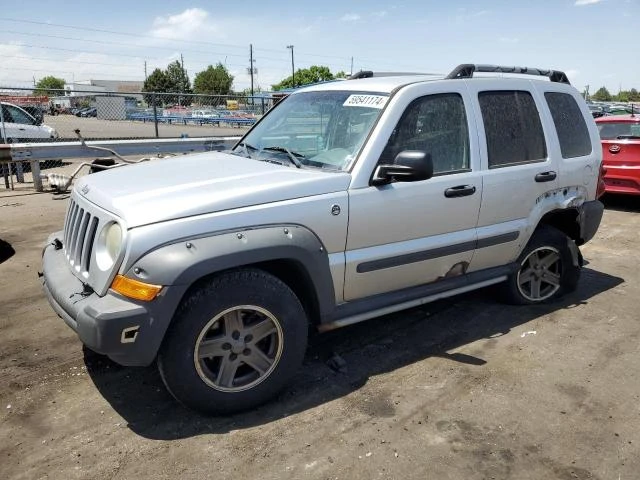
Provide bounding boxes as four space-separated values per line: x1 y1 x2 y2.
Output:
1 86 280 192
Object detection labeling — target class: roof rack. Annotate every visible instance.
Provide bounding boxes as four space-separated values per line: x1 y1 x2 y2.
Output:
348 71 440 80
446 64 570 84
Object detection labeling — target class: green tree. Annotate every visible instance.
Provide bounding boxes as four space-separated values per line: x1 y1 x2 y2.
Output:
630 88 640 102
193 63 234 96
142 68 172 106
239 86 263 96
615 90 630 102
34 76 65 96
592 86 612 102
166 60 193 106
271 65 338 90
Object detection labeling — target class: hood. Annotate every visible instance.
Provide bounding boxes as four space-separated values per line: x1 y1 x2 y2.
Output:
75 152 351 228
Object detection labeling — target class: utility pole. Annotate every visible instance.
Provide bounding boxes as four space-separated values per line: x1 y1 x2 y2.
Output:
180 54 185 91
286 45 295 87
249 44 255 97
144 61 147 81
180 54 185 106
350 57 354 76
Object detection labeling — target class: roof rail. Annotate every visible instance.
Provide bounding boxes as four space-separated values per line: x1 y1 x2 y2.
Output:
446 64 570 84
348 71 440 80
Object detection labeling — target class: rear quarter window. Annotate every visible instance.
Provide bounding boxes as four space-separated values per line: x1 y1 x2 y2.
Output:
544 92 592 158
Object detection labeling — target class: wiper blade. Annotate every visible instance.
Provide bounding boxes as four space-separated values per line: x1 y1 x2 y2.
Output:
616 135 640 139
261 146 304 168
233 141 258 158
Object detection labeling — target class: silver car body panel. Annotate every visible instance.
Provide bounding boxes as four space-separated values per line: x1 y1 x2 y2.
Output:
74 152 351 229
48 74 603 354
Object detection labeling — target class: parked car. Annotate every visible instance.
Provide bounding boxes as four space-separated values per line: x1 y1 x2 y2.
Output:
588 104 606 118
595 112 640 195
0 102 58 142
79 107 97 118
75 107 92 117
21 105 45 125
42 64 604 414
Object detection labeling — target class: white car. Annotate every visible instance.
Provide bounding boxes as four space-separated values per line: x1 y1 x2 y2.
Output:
0 102 58 142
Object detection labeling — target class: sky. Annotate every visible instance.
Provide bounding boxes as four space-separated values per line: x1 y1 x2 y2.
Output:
1 0 639 94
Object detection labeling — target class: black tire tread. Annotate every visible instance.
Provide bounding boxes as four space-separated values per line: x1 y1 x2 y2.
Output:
500 225 581 305
157 268 308 415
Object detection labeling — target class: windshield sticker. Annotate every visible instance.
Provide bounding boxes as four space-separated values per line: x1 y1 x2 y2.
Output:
343 94 388 109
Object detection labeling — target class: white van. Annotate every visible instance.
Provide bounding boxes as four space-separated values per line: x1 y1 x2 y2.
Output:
0 102 58 142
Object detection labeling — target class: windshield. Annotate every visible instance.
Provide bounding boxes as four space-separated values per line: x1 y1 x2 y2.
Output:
232 90 388 171
598 122 640 139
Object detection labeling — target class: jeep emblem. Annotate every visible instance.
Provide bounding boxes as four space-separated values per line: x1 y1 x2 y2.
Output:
331 204 341 216
609 144 621 154
81 185 90 195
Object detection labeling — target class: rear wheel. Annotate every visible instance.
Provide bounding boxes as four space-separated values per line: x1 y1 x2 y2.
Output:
158 269 308 414
501 225 581 305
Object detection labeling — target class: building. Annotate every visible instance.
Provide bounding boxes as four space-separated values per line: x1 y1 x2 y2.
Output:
63 80 144 96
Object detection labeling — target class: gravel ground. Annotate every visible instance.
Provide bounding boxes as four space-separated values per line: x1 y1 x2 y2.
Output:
0 188 639 480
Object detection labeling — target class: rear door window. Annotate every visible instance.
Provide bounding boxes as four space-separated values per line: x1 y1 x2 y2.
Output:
479 91 547 168
545 92 592 158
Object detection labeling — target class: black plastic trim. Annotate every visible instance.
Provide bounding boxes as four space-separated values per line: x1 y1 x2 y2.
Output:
446 64 570 84
329 264 516 323
578 200 604 244
356 231 520 274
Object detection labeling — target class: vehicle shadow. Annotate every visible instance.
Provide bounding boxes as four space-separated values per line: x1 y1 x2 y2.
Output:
0 238 15 264
84 267 623 440
601 193 640 212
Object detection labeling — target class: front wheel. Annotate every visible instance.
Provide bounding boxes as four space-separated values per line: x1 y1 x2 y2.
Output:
158 269 308 414
500 225 581 305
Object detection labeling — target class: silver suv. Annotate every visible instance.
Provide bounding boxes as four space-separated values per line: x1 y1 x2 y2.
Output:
42 64 605 414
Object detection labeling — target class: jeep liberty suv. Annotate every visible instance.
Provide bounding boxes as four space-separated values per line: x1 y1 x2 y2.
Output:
42 64 605 414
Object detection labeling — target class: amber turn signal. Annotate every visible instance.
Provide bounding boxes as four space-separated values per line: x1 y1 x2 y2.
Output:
111 275 162 301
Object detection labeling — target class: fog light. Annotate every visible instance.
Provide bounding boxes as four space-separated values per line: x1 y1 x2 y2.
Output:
111 275 161 301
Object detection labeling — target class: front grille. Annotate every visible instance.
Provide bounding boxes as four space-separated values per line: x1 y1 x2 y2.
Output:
63 198 100 278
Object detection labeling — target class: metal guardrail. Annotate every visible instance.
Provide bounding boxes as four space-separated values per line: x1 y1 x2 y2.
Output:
127 113 258 127
1 136 242 191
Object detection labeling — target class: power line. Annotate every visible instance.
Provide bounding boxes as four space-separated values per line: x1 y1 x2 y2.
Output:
0 66 143 80
0 17 356 63
0 17 248 50
2 29 249 59
4 42 351 72
0 17 431 75
4 54 143 68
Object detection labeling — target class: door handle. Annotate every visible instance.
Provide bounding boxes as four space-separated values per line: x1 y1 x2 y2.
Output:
444 185 476 198
535 171 557 182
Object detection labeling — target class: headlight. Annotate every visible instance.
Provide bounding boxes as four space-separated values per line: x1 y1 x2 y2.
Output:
95 222 123 271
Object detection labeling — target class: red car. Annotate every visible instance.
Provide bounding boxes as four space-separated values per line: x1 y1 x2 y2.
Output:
595 113 640 195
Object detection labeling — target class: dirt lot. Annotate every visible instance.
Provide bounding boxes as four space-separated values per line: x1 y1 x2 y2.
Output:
1 187 639 480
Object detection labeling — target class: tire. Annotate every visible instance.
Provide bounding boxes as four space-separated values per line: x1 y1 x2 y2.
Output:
500 225 581 305
157 268 308 414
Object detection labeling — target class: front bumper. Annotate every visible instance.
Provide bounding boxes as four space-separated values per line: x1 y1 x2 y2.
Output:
41 232 184 366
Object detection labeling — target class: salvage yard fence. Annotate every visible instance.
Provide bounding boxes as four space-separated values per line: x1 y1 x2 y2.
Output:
1 86 274 192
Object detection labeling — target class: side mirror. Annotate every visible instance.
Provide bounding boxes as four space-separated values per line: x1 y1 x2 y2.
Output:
372 151 433 186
